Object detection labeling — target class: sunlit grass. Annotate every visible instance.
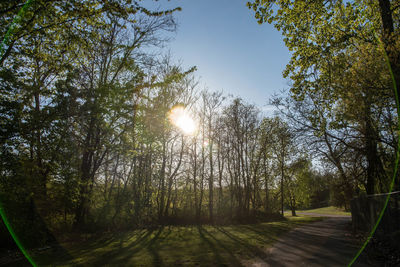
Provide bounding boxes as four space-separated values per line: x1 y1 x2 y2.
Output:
296 206 351 216
32 216 322 266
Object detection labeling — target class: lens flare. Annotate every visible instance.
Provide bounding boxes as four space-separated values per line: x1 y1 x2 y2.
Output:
169 106 196 135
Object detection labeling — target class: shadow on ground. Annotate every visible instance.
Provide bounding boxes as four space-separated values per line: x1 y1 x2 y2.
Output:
242 217 373 267
27 220 304 267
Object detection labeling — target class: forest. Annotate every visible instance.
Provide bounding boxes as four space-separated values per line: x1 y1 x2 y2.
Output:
0 0 399 265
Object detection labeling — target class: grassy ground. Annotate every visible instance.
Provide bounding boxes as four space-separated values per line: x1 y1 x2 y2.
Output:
26 216 321 266
297 206 351 216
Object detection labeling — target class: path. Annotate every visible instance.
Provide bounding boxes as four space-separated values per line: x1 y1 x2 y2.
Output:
243 215 372 267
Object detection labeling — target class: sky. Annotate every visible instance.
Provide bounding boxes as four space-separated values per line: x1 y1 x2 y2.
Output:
144 0 291 112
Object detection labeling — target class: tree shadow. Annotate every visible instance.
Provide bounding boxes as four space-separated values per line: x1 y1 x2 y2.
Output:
238 223 327 259
237 224 281 243
215 226 270 261
146 226 172 267
200 226 243 266
110 226 165 266
59 227 166 266
196 225 225 266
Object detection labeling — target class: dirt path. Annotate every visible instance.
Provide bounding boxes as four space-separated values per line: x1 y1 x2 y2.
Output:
242 216 372 267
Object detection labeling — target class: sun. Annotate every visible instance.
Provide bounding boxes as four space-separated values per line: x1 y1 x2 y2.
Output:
169 106 196 135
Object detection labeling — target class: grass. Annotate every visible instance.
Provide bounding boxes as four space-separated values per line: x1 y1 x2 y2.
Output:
28 216 321 266
297 206 351 216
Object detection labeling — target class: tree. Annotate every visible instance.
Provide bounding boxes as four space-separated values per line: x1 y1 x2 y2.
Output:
258 118 275 213
200 90 224 223
248 0 399 194
247 0 399 100
268 117 294 215
0 0 184 235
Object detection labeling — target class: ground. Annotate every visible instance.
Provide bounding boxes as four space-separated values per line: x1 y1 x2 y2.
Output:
1 216 320 266
241 216 372 266
1 207 375 266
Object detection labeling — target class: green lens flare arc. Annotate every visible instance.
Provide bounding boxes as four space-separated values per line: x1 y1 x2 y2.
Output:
0 0 37 266
0 206 37 266
348 32 400 267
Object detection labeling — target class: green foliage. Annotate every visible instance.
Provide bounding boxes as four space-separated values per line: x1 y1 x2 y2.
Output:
0 0 184 246
249 0 399 199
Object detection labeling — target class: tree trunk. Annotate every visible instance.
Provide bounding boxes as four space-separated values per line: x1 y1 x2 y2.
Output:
158 140 167 223
378 0 400 191
208 119 214 223
281 153 284 216
193 138 199 220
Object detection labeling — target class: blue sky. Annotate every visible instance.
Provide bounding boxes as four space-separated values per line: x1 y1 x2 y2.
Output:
145 0 291 111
